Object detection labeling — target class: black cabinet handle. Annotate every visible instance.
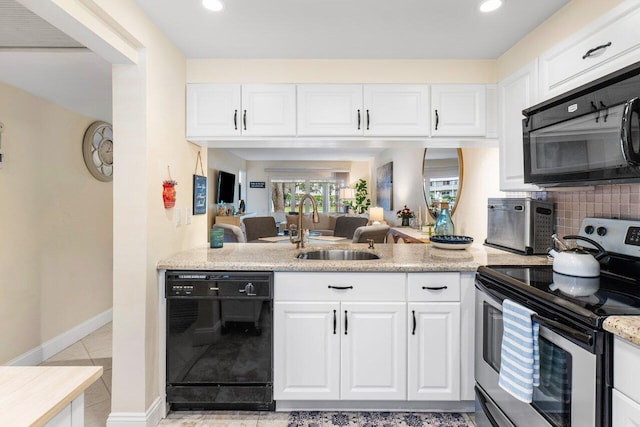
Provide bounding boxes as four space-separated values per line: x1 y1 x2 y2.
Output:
412 310 416 335
583 41 612 59
328 285 353 290
243 109 247 130
357 109 361 130
233 109 238 130
435 109 439 130
422 286 448 290
366 109 370 130
344 310 348 335
333 309 337 335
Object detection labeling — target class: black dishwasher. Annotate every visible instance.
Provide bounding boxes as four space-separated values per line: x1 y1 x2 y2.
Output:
165 271 274 411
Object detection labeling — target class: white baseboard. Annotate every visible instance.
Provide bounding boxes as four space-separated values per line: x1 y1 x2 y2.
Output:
107 397 162 427
7 308 113 366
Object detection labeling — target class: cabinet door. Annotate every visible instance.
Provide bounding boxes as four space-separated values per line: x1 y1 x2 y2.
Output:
186 84 241 137
498 62 542 192
274 302 340 400
341 302 406 400
297 85 363 136
613 389 640 427
408 302 460 401
431 85 486 136
538 2 640 100
241 84 296 136
363 85 429 136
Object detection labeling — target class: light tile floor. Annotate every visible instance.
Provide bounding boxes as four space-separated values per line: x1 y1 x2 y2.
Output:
40 323 476 427
40 322 113 427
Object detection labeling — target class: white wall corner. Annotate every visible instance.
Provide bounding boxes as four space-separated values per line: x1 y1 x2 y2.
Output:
106 397 163 427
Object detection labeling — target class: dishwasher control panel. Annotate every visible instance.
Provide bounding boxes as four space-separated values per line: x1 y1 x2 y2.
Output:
165 271 273 298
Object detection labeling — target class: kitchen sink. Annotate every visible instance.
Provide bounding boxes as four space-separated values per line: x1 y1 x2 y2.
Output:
296 250 380 260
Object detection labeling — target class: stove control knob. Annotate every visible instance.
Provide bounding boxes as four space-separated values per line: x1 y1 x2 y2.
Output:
597 226 607 236
584 225 595 235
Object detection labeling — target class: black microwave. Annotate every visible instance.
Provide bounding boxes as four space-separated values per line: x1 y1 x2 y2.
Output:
522 61 640 187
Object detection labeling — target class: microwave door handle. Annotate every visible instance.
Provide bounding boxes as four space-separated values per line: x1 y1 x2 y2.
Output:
621 97 640 165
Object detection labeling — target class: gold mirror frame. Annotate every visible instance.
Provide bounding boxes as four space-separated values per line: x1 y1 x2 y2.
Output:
422 148 464 220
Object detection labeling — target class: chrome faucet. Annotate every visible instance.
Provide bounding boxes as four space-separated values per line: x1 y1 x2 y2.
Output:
290 193 320 249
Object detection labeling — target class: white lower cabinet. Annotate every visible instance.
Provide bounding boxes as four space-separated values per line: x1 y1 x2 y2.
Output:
273 272 406 401
274 302 340 400
613 389 640 426
408 302 460 400
274 271 470 404
341 302 406 400
613 336 640 425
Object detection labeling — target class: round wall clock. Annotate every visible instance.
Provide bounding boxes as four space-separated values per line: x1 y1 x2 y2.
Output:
82 121 113 182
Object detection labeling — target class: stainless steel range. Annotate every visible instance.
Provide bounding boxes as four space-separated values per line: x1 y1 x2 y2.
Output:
475 217 640 427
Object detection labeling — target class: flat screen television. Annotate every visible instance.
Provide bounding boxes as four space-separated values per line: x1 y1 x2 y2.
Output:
216 170 236 204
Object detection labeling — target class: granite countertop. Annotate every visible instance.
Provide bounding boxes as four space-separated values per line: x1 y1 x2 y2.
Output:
157 242 551 272
604 317 640 346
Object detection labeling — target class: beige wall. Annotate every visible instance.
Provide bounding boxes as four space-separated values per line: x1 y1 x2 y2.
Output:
497 0 627 80
188 59 497 84
0 82 113 364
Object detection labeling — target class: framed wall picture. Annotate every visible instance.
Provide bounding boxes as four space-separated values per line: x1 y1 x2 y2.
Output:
377 162 393 211
193 174 207 215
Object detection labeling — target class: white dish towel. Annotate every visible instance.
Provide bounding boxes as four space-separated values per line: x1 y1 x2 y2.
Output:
498 298 540 403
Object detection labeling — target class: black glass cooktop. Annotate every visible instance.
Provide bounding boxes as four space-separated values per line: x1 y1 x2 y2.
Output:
478 264 640 327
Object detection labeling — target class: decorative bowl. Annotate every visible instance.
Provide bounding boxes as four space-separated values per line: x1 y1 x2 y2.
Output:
430 235 474 250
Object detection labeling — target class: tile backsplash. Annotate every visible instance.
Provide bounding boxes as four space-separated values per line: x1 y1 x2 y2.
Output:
525 184 640 237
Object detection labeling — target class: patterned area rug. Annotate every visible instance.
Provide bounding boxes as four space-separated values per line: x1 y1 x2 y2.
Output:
289 411 474 427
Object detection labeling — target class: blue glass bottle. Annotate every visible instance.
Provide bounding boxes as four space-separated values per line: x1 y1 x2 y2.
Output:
434 202 455 235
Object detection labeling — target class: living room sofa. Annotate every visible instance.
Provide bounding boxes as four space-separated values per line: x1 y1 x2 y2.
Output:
285 213 343 236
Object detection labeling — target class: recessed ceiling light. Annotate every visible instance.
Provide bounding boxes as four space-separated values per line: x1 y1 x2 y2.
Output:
479 0 503 13
202 0 224 12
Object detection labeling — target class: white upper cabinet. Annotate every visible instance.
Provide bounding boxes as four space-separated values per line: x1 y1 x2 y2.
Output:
186 83 296 137
241 84 297 136
538 1 640 101
498 61 542 192
363 85 430 136
431 85 486 136
187 84 241 137
297 85 364 136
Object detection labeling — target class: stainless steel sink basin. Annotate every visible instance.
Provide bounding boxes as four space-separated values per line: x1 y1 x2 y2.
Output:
297 250 380 260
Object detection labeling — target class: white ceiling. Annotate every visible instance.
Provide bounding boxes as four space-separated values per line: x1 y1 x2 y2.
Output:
228 147 386 161
134 0 569 59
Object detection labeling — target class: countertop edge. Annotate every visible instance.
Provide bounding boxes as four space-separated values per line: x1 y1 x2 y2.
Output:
604 316 640 347
0 366 103 426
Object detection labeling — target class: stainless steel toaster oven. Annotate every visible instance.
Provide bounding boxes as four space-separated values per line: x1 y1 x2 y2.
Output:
484 198 554 255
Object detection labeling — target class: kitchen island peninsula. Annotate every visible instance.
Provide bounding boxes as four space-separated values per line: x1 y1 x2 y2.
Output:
157 243 549 416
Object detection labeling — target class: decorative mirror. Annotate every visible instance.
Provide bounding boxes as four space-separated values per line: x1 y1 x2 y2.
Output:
422 148 464 220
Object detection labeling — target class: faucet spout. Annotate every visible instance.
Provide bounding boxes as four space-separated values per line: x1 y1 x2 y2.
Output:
291 193 320 248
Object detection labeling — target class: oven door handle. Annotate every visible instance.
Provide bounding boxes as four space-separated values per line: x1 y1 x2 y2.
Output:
532 313 593 347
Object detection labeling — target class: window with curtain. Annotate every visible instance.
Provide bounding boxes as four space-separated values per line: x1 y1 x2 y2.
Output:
270 179 338 214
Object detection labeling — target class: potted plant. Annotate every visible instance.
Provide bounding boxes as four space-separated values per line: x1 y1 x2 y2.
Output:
396 205 415 227
344 179 371 215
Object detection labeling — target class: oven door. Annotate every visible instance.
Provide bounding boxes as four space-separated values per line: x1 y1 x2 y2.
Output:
475 281 598 427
